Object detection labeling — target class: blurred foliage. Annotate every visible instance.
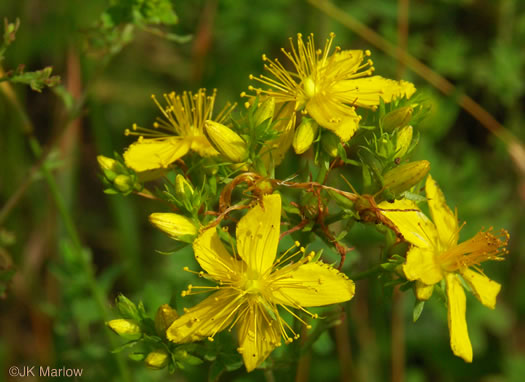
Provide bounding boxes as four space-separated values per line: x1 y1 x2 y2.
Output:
0 0 524 381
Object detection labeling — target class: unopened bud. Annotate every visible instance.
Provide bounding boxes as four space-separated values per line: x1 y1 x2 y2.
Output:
97 155 123 182
115 294 139 318
97 155 118 172
253 97 275 126
381 106 413 132
395 125 413 158
293 118 318 154
155 304 179 336
106 319 141 340
175 174 194 199
321 131 340 157
204 121 247 163
149 213 197 240
113 174 134 193
144 349 169 369
383 160 430 196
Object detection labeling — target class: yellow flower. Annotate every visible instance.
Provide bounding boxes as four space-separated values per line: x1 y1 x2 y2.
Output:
378 175 509 362
124 89 235 172
247 33 415 151
166 194 355 372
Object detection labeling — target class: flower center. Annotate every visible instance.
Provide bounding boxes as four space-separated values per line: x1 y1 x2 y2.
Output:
303 77 317 98
244 279 263 294
437 228 508 272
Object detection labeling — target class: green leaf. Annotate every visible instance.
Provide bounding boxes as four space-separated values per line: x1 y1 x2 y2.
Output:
111 340 141 354
412 300 425 323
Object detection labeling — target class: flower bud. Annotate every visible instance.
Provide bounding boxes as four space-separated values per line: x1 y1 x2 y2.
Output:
204 121 247 163
97 155 118 172
144 349 169 369
115 294 139 318
321 131 340 157
149 213 197 241
293 118 318 154
383 160 430 195
106 319 141 340
113 174 134 193
253 97 275 126
97 155 121 182
381 106 413 132
395 125 413 158
175 174 194 200
155 304 179 336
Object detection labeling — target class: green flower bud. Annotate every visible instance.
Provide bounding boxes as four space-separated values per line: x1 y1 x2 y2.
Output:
293 118 318 154
106 319 141 340
253 97 275 126
381 106 413 132
321 131 341 157
155 304 179 336
144 349 169 369
395 125 413 158
113 174 134 193
115 294 139 318
175 174 194 200
149 213 198 241
204 121 247 163
383 160 430 196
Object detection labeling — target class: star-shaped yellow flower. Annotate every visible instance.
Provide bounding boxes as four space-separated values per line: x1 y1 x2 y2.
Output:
166 194 355 372
247 33 415 151
123 89 235 172
379 175 509 362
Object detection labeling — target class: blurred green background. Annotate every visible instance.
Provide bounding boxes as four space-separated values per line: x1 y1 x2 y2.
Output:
1 0 524 381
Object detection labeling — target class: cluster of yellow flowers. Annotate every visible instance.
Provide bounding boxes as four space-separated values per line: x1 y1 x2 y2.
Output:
101 33 509 372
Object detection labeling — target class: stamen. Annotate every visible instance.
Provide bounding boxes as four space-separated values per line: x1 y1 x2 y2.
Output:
438 228 509 272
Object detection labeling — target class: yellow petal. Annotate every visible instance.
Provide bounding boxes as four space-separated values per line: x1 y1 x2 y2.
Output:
415 281 434 301
445 273 473 363
378 199 437 248
425 175 459 248
124 137 190 172
403 246 443 285
236 194 281 274
270 262 355 307
324 50 364 77
460 268 501 309
167 289 239 343
237 303 281 372
333 77 416 108
193 227 241 280
306 97 359 142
